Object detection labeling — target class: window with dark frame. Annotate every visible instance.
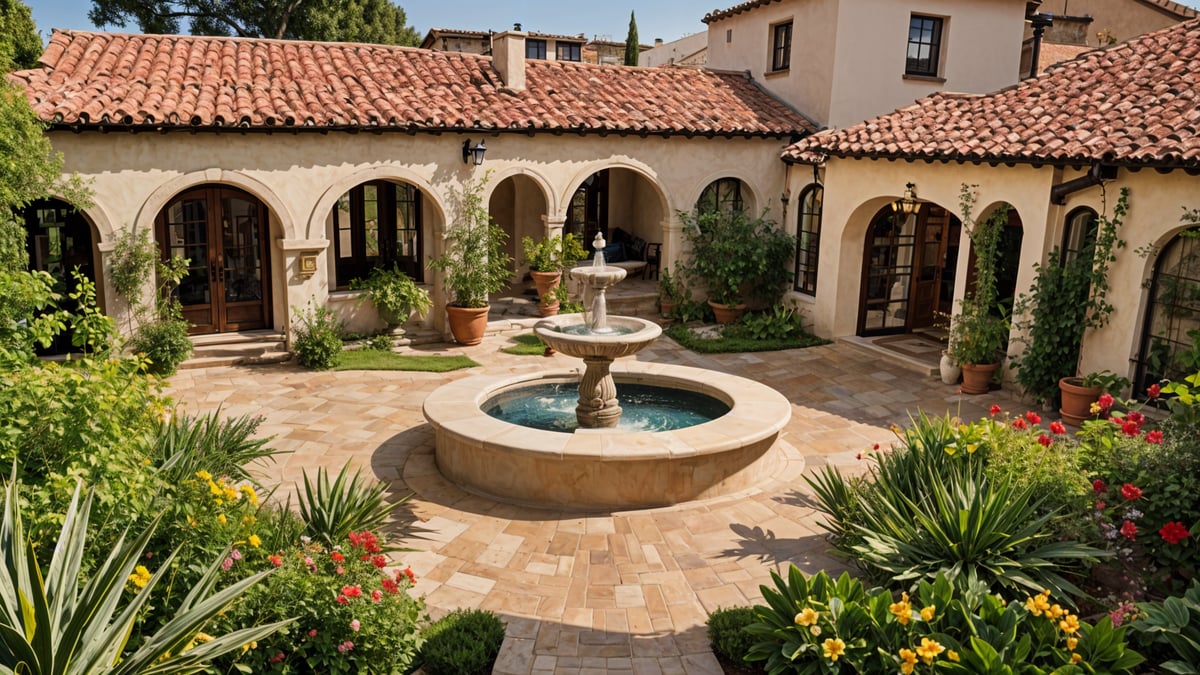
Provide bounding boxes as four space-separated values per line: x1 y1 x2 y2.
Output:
1135 228 1200 397
332 181 422 287
905 14 943 77
794 184 822 295
526 38 547 59
697 178 745 216
1060 207 1099 265
771 21 792 71
556 41 581 61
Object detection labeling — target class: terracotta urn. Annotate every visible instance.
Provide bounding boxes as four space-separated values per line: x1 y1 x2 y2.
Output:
960 362 999 395
708 299 747 325
1059 376 1102 426
445 305 489 346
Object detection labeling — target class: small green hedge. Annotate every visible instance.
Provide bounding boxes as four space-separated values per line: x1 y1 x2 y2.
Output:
665 323 827 354
708 606 758 663
417 608 505 675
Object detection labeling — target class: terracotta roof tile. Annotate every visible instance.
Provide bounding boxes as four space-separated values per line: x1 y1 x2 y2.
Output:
784 18 1200 169
703 0 785 24
1138 0 1197 19
9 30 813 138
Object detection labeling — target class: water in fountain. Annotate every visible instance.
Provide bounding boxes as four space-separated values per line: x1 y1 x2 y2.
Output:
484 381 729 432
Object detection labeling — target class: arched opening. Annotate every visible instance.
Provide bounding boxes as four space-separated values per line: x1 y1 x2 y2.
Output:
566 168 665 276
1135 228 1200 394
157 185 272 334
793 183 822 296
20 198 101 354
489 174 549 287
858 201 961 335
965 206 1024 322
696 177 746 216
329 179 424 287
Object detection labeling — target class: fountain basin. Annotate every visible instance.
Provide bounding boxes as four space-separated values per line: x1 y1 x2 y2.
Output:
534 315 661 358
423 362 791 510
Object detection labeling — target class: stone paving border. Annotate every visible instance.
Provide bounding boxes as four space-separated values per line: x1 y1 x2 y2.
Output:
167 336 1020 674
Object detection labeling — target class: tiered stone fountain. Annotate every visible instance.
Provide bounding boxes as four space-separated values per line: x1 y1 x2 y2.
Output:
423 234 793 510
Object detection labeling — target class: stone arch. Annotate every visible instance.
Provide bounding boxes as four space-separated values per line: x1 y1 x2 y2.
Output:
559 158 669 224
560 159 671 268
480 166 558 219
685 170 764 216
306 166 449 244
136 169 294 240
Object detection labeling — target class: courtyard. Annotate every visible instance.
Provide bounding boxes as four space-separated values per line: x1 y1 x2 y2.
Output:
166 335 1013 674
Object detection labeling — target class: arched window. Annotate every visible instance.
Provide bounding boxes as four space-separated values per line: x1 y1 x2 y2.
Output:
793 184 822 295
1135 229 1200 395
566 171 608 244
1061 207 1099 265
332 181 422 286
696 178 745 216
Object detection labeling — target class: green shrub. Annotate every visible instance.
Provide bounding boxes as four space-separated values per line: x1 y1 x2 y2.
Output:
128 313 193 375
725 305 805 341
680 208 795 307
292 302 344 370
708 606 758 664
150 409 278 487
1130 580 1200 671
746 568 1143 674
349 264 430 326
297 462 406 550
418 609 505 675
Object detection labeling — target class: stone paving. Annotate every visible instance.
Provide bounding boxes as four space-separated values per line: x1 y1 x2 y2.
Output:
166 333 1020 675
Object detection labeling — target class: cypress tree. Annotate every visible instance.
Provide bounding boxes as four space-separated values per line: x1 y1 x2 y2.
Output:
624 11 639 66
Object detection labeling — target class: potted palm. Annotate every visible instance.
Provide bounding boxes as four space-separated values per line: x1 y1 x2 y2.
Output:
349 264 431 328
428 176 513 345
521 233 586 317
680 208 794 324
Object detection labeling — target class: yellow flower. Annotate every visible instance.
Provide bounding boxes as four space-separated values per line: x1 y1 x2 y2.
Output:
128 565 152 590
1047 604 1065 620
794 607 819 627
240 485 259 506
240 641 257 654
889 592 912 625
915 637 945 665
223 485 239 501
1025 590 1052 617
194 632 214 644
1070 653 1083 664
196 470 212 481
217 514 227 525
248 534 262 548
920 605 936 622
208 481 222 497
947 650 959 662
1066 637 1078 651
186 515 198 528
822 638 846 662
1059 614 1080 635
898 648 917 675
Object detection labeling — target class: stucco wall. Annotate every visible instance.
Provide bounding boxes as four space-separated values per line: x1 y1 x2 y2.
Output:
48 130 789 336
640 32 708 68
1038 0 1190 45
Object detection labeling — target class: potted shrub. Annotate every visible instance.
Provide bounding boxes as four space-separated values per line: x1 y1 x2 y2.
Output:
521 233 586 317
1010 187 1128 412
657 265 686 319
680 208 794 324
428 176 513 345
1060 370 1129 425
948 186 1009 394
349 263 431 328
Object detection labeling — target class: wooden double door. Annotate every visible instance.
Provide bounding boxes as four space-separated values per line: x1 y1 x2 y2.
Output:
860 204 960 335
157 187 271 334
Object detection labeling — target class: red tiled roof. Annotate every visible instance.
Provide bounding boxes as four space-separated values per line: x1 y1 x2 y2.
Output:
9 30 813 138
784 18 1200 168
1138 0 1197 19
703 0 784 24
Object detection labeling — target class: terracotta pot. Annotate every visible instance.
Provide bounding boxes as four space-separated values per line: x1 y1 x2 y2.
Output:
445 305 489 346
708 299 747 325
659 299 677 319
530 270 562 318
960 362 999 395
1060 376 1102 426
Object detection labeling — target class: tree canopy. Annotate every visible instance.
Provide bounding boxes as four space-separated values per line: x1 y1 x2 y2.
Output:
88 0 421 45
0 0 42 71
624 10 638 66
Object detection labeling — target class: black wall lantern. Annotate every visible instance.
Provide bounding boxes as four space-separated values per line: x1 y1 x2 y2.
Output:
891 182 921 217
462 139 487 166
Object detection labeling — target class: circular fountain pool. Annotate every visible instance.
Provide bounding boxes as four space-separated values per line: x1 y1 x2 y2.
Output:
423 362 791 510
484 381 730 432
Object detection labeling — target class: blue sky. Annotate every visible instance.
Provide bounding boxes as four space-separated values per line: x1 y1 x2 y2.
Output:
23 1 714 43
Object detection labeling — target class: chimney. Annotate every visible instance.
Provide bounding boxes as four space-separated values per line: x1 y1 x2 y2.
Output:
654 38 663 46
492 27 527 91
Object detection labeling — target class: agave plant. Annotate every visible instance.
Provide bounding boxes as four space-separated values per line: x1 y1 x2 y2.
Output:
150 409 280 486
297 462 407 549
0 473 290 674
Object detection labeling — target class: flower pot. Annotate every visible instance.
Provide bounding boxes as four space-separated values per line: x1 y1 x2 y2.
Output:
659 299 677 319
960 362 999 395
445 305 489 346
939 352 961 385
530 270 562 318
1059 376 1102 426
708 299 747 325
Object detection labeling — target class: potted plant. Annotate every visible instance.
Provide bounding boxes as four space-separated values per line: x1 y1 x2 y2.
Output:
428 176 513 345
1010 187 1128 412
349 264 431 328
679 208 794 324
1060 370 1129 425
657 265 686 319
948 186 1009 394
521 233 586 317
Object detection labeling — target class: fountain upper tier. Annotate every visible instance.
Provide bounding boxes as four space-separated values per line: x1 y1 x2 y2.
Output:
534 315 661 361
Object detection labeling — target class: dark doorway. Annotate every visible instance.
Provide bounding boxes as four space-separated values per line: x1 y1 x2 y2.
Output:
565 170 609 244
22 199 98 354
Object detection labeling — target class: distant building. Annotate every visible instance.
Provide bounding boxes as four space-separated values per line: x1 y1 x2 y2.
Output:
420 26 587 62
639 32 708 68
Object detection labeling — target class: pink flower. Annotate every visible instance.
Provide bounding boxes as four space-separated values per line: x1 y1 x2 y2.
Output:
1098 393 1115 411
1049 421 1066 435
1095 501 1106 511
336 565 345 575
308 629 318 638
1120 520 1138 540
1025 411 1041 425
337 641 355 653
1093 479 1107 494
1159 522 1190 544
350 619 361 632
270 653 285 664
1147 383 1161 399
1012 418 1028 430
1037 434 1052 447
230 548 242 561
221 557 233 571
989 405 1001 416
1146 430 1164 445
372 589 383 602
1121 484 1143 501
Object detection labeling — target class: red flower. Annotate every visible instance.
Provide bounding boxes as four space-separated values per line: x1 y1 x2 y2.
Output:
268 554 283 567
348 532 362 547
372 554 388 569
1126 411 1145 426
342 584 363 598
381 578 399 595
336 594 348 605
1049 421 1066 435
372 589 383 602
1147 383 1161 400
270 653 285 664
1095 501 1106 511
1026 411 1041 425
1122 421 1141 437
1146 430 1164 445
989 405 1002 417
1121 484 1143 501
1159 522 1190 544
1093 479 1107 494
1120 520 1138 540
1037 434 1052 447
331 551 345 563
1098 393 1115 411
1012 418 1028 430
872 443 880 451
308 629 318 638
402 567 416 584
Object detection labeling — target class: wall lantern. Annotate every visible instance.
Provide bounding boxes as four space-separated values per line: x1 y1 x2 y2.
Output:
891 182 921 217
298 251 318 278
462 139 487 165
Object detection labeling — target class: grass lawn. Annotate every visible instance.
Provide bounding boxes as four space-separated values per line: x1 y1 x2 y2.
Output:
333 350 479 372
500 333 548 356
664 323 829 354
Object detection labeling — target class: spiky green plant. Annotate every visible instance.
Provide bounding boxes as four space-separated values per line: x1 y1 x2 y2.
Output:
150 409 280 486
297 462 406 549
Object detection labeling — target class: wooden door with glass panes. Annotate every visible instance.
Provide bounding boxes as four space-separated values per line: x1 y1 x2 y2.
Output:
157 187 271 334
909 206 960 329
